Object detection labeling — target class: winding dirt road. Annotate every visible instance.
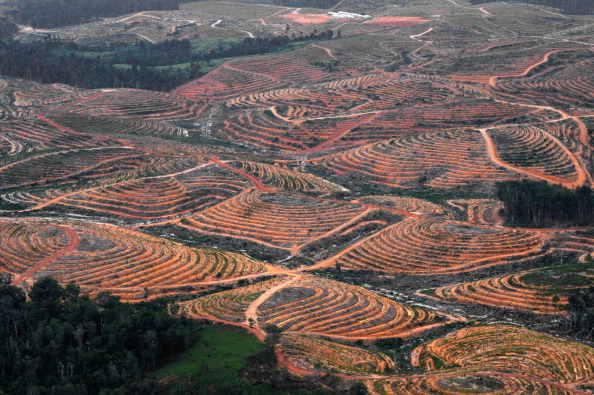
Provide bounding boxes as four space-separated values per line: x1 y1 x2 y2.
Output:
244 274 301 331
11 225 80 286
488 49 574 86
478 128 588 189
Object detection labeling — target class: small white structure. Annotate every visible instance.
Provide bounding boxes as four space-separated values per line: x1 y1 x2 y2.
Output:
328 11 371 19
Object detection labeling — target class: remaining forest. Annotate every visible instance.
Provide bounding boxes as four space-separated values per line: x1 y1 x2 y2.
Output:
470 0 594 14
0 0 594 393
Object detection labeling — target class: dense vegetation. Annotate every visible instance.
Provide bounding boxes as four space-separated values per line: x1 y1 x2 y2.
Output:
567 287 594 340
0 31 335 91
0 276 348 394
0 277 200 394
523 0 594 14
6 0 183 29
0 18 18 39
496 180 594 227
469 0 594 14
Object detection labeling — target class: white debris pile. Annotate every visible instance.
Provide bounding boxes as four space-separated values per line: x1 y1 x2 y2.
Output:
328 11 371 19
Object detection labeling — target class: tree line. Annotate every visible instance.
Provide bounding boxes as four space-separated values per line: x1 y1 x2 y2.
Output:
523 0 594 14
468 0 594 14
0 277 200 394
567 286 594 340
0 18 18 40
0 30 336 91
6 0 185 29
496 180 594 227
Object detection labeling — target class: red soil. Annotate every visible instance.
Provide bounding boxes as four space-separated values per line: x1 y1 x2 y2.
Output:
11 225 80 286
210 156 276 192
50 92 105 112
280 13 333 25
364 17 432 27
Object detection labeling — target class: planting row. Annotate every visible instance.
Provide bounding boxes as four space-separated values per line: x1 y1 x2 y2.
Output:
53 171 248 220
335 218 545 274
320 129 515 189
487 126 579 183
49 113 190 138
369 373 577 395
0 147 144 190
231 161 343 192
0 219 271 301
179 189 366 249
277 333 395 375
357 196 451 218
177 277 287 322
174 63 290 101
55 222 269 297
0 118 116 155
426 270 568 314
60 89 204 122
258 276 454 339
446 199 502 225
0 221 71 275
413 324 594 384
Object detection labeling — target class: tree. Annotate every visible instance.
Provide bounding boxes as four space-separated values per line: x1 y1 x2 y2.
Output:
0 278 200 393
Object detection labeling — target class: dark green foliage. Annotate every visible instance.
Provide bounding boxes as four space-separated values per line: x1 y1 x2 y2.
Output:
523 0 594 14
0 18 18 40
263 324 283 335
0 30 334 91
469 0 594 14
8 0 183 29
348 382 368 395
0 278 199 394
374 337 403 351
566 287 594 339
496 180 594 227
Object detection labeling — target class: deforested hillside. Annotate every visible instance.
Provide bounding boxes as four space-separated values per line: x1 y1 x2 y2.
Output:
1 0 594 393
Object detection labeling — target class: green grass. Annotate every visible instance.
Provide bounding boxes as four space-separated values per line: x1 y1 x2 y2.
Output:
149 62 191 71
146 57 234 75
199 57 235 73
189 37 242 53
113 63 132 70
521 262 594 291
153 324 298 394
155 325 261 383
52 49 115 58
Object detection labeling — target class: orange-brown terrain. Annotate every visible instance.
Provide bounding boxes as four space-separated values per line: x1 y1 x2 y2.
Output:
2 0 594 393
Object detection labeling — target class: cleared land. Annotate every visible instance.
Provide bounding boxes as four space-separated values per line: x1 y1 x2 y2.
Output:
1 0 594 392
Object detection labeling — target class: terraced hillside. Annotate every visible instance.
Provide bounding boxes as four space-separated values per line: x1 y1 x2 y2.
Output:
178 189 369 252
414 324 594 384
330 218 546 274
1 0 594 392
319 129 517 189
256 276 457 340
424 260 594 314
0 219 273 301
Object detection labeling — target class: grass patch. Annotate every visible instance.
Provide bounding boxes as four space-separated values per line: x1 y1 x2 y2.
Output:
155 324 261 384
521 261 594 290
153 324 305 394
53 49 115 58
149 62 191 71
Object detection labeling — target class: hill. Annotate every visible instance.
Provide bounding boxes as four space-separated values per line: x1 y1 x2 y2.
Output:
1 0 594 393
